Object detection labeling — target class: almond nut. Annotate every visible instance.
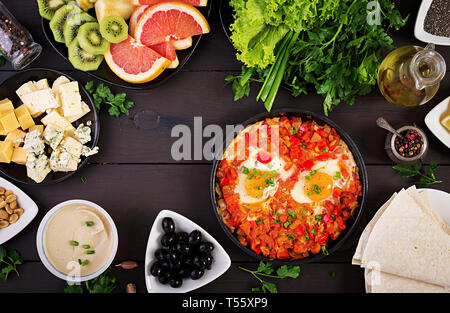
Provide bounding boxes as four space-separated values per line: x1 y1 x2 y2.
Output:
9 214 18 224
4 190 13 197
0 210 8 220
6 194 16 203
0 220 9 228
0 201 6 209
0 187 5 195
5 204 12 215
9 200 17 210
13 208 24 216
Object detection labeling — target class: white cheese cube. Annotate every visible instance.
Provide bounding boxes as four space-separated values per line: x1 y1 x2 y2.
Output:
43 125 65 150
51 76 70 94
66 101 91 123
60 136 82 159
20 89 59 117
41 110 75 136
16 81 37 99
26 153 51 183
23 130 45 155
34 79 50 90
59 81 83 118
50 149 78 172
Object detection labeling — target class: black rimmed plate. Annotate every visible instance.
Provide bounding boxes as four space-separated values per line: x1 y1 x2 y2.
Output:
41 2 212 90
210 109 368 265
0 68 99 185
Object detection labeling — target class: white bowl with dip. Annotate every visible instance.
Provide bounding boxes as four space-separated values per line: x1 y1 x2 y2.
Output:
36 200 118 282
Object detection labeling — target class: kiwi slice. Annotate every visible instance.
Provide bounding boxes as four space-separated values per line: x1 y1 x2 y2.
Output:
68 38 104 71
77 22 110 55
38 0 69 20
99 15 128 44
49 4 82 43
63 12 96 47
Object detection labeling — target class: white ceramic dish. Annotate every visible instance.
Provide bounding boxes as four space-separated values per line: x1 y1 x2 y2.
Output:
414 0 450 46
424 96 450 149
0 177 38 245
422 188 450 225
36 199 118 282
145 210 231 293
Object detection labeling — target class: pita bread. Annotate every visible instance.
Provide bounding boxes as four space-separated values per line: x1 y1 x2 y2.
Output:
365 268 449 293
360 188 450 287
352 192 397 265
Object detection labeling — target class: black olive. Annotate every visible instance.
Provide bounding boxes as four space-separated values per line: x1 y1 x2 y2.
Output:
162 217 175 233
167 251 179 263
158 271 171 284
169 259 182 269
161 233 177 247
190 269 204 280
169 277 183 288
176 232 189 243
150 261 165 277
154 248 167 261
176 243 191 255
184 257 194 268
198 241 214 254
188 230 202 246
193 256 207 270
204 254 214 269
178 267 191 278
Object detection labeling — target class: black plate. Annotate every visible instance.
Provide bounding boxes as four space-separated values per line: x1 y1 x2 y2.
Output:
210 109 368 265
41 2 212 90
0 68 99 185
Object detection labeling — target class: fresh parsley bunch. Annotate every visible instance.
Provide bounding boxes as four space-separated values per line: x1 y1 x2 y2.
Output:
393 162 442 188
85 81 135 117
239 261 300 293
0 245 23 280
65 268 117 293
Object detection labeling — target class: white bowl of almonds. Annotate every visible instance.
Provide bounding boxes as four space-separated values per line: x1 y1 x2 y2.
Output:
0 176 38 245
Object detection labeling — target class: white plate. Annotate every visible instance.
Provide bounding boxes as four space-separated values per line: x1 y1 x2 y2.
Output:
424 96 450 149
414 0 450 46
145 210 231 293
0 177 38 245
422 188 450 225
36 199 118 282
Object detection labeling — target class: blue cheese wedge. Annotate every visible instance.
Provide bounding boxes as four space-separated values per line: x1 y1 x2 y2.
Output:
60 136 83 159
74 122 92 144
23 130 45 155
50 149 78 172
43 125 65 150
59 81 83 118
82 145 99 157
26 153 51 183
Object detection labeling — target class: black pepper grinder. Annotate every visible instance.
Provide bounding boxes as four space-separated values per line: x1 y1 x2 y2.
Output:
0 1 42 70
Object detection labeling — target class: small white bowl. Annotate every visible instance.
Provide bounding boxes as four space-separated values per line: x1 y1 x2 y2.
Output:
425 96 450 149
36 199 118 282
145 210 231 293
414 0 450 46
0 177 38 245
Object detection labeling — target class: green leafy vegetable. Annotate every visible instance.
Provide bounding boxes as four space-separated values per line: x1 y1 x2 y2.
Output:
64 268 117 293
85 81 135 117
238 261 300 293
393 162 442 188
227 0 408 115
0 245 23 280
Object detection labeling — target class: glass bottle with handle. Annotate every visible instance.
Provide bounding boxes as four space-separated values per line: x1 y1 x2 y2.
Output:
377 43 446 107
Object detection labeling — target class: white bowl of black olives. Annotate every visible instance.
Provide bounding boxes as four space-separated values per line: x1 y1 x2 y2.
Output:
144 210 231 293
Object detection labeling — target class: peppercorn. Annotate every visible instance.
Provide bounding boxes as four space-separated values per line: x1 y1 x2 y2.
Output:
394 129 423 158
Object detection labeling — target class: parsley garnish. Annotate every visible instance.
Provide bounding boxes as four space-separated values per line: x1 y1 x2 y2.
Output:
85 81 135 117
0 246 23 280
393 162 442 188
65 268 117 293
238 262 300 293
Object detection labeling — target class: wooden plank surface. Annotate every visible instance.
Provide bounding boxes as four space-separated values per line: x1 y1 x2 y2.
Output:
0 0 448 293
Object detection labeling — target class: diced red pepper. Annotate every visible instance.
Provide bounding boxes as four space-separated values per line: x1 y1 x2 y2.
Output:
317 234 328 245
322 214 331 224
336 216 346 230
256 151 272 164
294 225 304 237
301 160 314 170
289 135 300 145
277 250 290 259
220 178 229 186
316 154 329 161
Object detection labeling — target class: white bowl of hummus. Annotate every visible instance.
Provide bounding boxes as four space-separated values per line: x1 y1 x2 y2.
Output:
36 200 118 282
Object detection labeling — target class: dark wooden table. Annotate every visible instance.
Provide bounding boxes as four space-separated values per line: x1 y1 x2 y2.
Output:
0 0 448 293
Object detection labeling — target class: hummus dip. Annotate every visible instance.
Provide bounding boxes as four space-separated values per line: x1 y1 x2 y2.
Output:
43 203 115 277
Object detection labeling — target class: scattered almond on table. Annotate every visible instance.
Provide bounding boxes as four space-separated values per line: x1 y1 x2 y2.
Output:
0 187 23 228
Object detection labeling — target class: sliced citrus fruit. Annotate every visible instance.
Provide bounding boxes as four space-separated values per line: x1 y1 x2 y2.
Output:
150 41 179 68
172 37 192 50
129 5 150 36
135 2 210 47
131 0 208 7
104 36 170 83
441 114 450 132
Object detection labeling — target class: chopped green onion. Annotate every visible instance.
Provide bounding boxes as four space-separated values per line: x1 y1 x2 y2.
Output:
267 164 273 169
271 170 277 177
257 186 263 190
273 209 278 216
305 175 311 180
315 215 322 222
322 147 328 152
307 191 313 196
311 229 316 234
274 219 281 224
78 259 82 265
310 170 318 176
290 126 298 135
70 241 79 246
86 250 95 255
256 218 263 225
247 174 254 180
287 234 296 240
82 244 90 249
283 220 291 228
81 260 89 266
85 221 94 227
261 173 268 178
301 144 307 149
305 234 310 240
288 210 297 219
321 246 329 256
243 167 249 174
334 171 341 180
331 214 336 219
312 184 322 194
253 168 259 175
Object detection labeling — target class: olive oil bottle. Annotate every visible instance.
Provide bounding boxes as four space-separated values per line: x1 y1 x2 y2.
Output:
378 44 446 107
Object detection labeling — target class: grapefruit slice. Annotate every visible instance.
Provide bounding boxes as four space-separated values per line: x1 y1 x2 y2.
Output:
150 41 179 68
135 2 209 47
129 5 150 36
172 37 192 50
104 36 170 83
131 0 208 7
